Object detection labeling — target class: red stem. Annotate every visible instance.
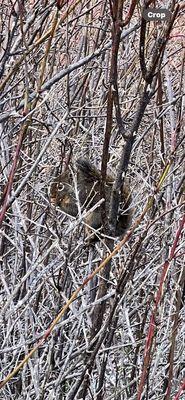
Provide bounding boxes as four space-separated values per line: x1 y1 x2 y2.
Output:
137 215 185 400
174 380 185 400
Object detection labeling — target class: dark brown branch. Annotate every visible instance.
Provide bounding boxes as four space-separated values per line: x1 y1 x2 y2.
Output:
139 15 147 80
109 4 180 236
91 0 125 341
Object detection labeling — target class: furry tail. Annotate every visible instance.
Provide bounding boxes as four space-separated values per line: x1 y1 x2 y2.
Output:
76 158 100 181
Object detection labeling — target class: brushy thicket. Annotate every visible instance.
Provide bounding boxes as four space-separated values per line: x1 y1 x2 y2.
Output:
0 1 184 399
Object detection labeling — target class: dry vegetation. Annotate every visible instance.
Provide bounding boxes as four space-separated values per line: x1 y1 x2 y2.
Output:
0 1 184 399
